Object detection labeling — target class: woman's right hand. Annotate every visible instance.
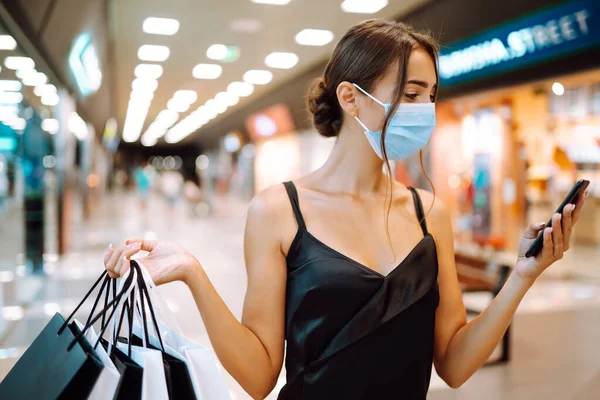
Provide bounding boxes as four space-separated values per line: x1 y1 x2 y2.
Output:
104 239 200 286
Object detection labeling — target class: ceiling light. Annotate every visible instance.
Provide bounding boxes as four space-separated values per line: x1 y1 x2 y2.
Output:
141 135 158 147
42 118 59 134
135 64 163 79
227 81 253 97
138 45 170 62
243 69 272 85
41 93 59 106
205 99 227 114
340 0 388 14
206 44 240 62
0 80 22 91
215 91 239 106
143 17 180 35
250 0 292 4
10 118 25 130
34 84 57 97
265 52 298 69
22 72 47 87
196 105 217 120
173 90 197 104
156 109 179 126
130 90 154 102
295 29 334 46
132 78 158 92
16 69 32 80
0 35 17 50
5 56 35 70
192 63 222 79
230 18 262 33
68 112 88 140
167 98 190 113
0 92 23 104
552 82 565 96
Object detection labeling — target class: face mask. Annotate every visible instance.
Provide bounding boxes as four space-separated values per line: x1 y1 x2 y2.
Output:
353 83 436 160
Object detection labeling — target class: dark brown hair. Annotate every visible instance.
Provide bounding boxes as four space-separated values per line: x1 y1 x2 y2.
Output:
307 20 439 252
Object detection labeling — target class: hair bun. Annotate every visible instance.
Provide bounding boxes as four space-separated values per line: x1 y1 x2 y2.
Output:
307 77 342 138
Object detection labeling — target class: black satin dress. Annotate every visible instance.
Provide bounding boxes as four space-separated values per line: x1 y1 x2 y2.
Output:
278 182 440 400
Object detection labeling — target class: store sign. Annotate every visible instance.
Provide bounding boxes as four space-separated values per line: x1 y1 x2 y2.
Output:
69 33 102 96
245 103 295 141
439 0 600 87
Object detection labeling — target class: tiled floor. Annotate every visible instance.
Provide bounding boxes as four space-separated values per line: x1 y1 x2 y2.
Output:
0 190 599 399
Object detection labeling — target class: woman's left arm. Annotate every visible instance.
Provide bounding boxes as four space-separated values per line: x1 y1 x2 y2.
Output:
427 191 587 388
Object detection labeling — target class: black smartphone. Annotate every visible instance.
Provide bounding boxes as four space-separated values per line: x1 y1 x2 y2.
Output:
525 179 590 258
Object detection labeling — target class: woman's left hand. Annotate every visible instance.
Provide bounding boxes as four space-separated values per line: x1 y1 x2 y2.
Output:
515 192 588 286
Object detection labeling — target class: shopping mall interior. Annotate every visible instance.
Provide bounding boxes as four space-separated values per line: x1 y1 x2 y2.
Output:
0 0 599 398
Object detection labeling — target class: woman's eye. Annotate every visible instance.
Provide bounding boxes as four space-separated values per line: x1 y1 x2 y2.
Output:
430 94 436 102
404 93 418 100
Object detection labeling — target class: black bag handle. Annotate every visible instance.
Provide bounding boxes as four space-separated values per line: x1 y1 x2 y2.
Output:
132 261 165 352
58 271 108 335
68 270 136 351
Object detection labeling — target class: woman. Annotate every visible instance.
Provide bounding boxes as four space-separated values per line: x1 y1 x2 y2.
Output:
105 20 586 399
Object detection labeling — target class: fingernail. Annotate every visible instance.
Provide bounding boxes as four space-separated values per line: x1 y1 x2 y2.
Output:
558 214 562 220
538 222 546 227
109 243 113 249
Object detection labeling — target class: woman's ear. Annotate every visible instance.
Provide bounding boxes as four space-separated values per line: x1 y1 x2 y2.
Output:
337 82 358 117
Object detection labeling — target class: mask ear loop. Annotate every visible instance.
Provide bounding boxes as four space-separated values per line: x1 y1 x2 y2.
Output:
352 83 388 132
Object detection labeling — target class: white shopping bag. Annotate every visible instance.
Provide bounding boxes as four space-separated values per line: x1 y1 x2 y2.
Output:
115 341 169 400
73 320 120 400
133 262 231 400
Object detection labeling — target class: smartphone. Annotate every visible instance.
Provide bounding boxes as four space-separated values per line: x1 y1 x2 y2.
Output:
525 179 590 258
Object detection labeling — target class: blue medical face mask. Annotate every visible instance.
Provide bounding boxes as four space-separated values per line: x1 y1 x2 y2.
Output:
353 83 436 160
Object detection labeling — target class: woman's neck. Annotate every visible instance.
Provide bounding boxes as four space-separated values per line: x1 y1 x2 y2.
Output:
310 126 389 196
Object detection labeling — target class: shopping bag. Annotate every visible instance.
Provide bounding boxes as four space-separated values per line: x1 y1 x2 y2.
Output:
74 320 121 400
133 260 231 400
0 269 137 400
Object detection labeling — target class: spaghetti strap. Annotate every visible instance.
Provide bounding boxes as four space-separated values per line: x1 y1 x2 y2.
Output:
408 187 428 236
283 181 306 231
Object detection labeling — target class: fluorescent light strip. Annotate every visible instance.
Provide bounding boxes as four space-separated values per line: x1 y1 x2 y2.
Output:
143 18 180 35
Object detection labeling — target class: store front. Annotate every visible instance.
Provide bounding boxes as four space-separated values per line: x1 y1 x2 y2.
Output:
430 0 600 252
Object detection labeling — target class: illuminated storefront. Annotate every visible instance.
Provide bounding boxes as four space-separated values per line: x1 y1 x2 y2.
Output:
430 0 600 251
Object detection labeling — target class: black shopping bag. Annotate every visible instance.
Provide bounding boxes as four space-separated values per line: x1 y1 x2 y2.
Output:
0 313 103 400
0 269 137 400
100 338 143 400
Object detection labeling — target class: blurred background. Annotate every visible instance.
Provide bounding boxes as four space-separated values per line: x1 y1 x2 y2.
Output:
0 0 599 398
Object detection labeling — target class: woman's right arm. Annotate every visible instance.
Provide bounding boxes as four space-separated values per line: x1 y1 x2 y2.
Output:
105 188 288 399
185 190 287 399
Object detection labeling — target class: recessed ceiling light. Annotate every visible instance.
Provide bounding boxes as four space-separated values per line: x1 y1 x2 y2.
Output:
295 29 334 46
206 44 240 62
167 98 190 113
215 92 239 106
0 80 22 91
41 93 59 106
205 99 228 114
250 0 292 4
0 92 23 104
341 0 388 14
0 35 16 50
41 118 59 134
157 109 179 125
135 64 163 79
138 45 170 62
243 69 273 85
173 90 197 104
130 90 154 102
552 82 565 96
143 17 180 35
230 18 262 33
34 84 56 97
5 56 35 70
22 72 47 87
132 78 158 92
141 135 158 147
192 63 222 79
227 81 254 97
265 52 298 69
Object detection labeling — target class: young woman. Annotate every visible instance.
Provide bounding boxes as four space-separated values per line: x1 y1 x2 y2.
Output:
105 20 587 399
